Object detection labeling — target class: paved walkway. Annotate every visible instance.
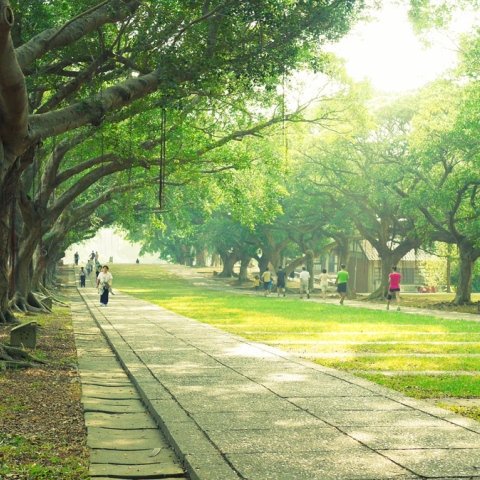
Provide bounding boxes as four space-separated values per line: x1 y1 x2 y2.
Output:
71 266 480 479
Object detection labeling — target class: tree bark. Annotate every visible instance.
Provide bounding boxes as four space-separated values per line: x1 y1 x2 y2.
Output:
218 248 240 278
238 253 252 284
195 248 207 268
452 241 479 305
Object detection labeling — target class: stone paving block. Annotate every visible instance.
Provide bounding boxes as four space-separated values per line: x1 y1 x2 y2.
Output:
141 353 221 367
225 451 416 480
90 462 184 478
397 399 480 433
206 425 364 454
168 391 301 414
149 365 226 378
149 369 240 384
79 372 130 383
133 380 172 401
85 412 158 429
313 409 453 428
164 423 220 455
77 358 124 371
382 448 480 478
183 453 241 480
343 425 480 450
191 409 329 431
76 347 115 357
90 447 184 467
289 395 411 412
81 378 132 387
81 385 140 400
87 426 169 450
165 381 269 398
258 378 378 398
147 399 191 426
82 398 146 413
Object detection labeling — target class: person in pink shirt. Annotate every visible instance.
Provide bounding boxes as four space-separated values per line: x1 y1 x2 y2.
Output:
387 266 402 311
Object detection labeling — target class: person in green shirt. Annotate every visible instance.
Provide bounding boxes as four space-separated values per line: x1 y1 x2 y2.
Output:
336 264 349 305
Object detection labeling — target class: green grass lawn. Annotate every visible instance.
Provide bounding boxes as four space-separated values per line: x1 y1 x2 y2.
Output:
112 264 480 418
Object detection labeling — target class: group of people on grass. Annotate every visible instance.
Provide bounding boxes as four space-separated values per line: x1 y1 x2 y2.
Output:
254 264 401 309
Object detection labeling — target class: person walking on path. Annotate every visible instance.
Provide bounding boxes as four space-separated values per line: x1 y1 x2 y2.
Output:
74 251 79 265
387 266 402 311
319 269 331 299
336 264 349 305
95 264 101 278
97 265 113 306
79 267 86 288
299 267 310 299
262 268 272 296
86 259 93 275
276 266 287 297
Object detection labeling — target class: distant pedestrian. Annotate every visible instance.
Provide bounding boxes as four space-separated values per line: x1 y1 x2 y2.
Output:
299 267 310 299
86 259 93 275
336 264 349 305
319 268 330 299
136 258 140 264
387 266 402 311
89 250 95 261
262 268 272 296
97 265 113 307
276 266 287 297
95 264 102 278
253 275 260 292
289 270 295 280
74 251 79 265
79 267 86 287
95 251 99 263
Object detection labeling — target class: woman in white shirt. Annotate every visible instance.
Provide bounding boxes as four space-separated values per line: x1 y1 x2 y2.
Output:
96 265 113 306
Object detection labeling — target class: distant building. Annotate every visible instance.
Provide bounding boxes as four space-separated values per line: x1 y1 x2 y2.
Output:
314 240 436 293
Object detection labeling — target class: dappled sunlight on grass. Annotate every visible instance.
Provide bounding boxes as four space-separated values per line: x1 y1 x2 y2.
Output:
316 355 480 372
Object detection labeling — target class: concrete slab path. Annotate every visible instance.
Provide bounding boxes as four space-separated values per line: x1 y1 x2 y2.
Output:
72 266 480 480
71 283 187 480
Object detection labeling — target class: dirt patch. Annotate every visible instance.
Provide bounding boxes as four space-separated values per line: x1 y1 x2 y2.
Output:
0 309 89 479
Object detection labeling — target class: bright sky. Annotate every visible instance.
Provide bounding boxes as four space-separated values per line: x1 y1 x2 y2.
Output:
329 1 476 92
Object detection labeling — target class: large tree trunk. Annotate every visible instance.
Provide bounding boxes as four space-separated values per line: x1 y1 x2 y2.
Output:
305 250 314 291
452 242 478 305
256 255 270 276
238 253 252 284
218 248 240 278
366 251 402 300
195 248 207 268
0 2 30 323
